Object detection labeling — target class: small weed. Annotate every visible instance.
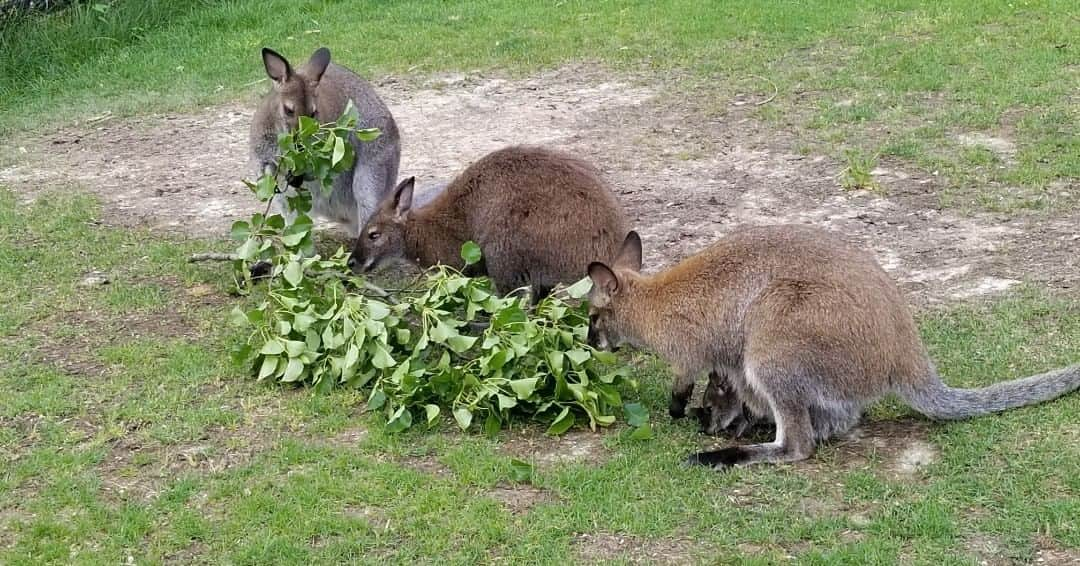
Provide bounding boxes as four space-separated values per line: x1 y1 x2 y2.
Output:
839 149 883 194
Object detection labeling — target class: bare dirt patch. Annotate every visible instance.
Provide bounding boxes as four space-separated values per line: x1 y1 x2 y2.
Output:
1033 536 1080 566
484 483 556 515
500 429 610 468
573 532 702 565
2 65 1076 306
97 423 276 502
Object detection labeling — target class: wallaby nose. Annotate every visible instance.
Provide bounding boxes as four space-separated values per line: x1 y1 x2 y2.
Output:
347 255 359 272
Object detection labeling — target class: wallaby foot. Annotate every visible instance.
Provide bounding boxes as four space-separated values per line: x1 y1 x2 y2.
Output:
687 398 815 469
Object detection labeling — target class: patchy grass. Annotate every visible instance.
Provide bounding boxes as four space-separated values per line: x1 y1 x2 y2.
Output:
1 190 1077 564
0 0 1076 212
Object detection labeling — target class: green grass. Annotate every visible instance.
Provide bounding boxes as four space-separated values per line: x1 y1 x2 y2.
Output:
1 0 1076 211
1 189 1077 564
1 2 1078 562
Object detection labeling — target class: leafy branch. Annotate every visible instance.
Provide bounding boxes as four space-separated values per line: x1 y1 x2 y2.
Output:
223 105 651 437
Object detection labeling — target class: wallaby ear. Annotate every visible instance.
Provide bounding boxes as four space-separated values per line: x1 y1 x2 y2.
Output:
588 262 619 296
392 177 416 219
262 48 292 83
613 231 643 272
305 47 332 83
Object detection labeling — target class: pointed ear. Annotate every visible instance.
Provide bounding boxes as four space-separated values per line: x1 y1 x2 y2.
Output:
262 48 292 83
305 47 331 83
392 177 415 219
588 262 619 296
613 231 642 272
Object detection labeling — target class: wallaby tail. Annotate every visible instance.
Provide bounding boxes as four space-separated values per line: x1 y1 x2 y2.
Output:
903 364 1080 420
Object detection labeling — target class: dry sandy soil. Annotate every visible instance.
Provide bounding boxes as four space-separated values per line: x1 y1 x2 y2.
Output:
2 64 1077 306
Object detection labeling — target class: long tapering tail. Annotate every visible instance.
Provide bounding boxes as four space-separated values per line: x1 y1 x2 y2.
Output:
903 364 1080 420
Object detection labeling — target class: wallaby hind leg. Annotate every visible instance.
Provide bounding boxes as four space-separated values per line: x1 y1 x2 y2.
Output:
809 403 861 441
687 365 816 468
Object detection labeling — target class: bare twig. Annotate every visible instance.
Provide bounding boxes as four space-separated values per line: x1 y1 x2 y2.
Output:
743 74 778 106
188 252 236 263
361 280 399 305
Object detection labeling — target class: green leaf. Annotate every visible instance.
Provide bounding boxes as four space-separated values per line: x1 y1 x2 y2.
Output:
367 300 390 321
283 261 303 286
229 306 249 327
293 312 315 332
355 127 381 142
230 220 251 241
425 404 441 425
260 340 285 355
429 319 457 343
546 407 574 436
460 241 482 266
331 136 346 166
486 349 509 371
509 378 539 399
446 334 478 353
236 237 260 261
565 277 593 299
367 389 387 411
386 405 413 433
453 407 473 430
483 411 501 437
370 344 395 369
493 305 527 328
623 403 649 428
629 423 653 440
565 348 591 367
497 394 517 410
257 356 279 380
281 358 304 382
284 340 306 358
546 350 565 377
255 174 277 200
509 458 533 483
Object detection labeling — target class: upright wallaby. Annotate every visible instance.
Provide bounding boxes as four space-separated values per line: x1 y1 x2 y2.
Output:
586 226 1080 469
249 47 400 236
349 145 630 298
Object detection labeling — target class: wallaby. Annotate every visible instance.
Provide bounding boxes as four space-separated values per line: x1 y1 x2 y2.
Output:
586 226 1080 469
349 145 630 298
249 47 400 236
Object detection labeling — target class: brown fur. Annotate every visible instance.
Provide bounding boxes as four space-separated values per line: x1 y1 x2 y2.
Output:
588 225 1080 468
351 145 630 297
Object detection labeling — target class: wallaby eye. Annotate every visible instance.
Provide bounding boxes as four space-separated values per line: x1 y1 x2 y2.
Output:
368 231 381 240
283 105 295 117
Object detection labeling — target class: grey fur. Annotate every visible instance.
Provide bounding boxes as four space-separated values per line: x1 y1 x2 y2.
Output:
249 47 400 236
586 225 1080 469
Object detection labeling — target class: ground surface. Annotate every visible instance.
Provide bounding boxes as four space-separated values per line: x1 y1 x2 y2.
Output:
3 65 1076 307
1 1 1078 564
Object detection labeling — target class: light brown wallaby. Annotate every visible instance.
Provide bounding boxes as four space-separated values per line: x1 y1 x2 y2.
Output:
586 225 1080 469
350 145 630 298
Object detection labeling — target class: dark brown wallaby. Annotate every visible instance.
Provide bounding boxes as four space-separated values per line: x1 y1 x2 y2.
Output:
586 226 1080 469
350 145 630 298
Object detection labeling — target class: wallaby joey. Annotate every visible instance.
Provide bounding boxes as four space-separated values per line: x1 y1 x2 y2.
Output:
350 145 630 299
586 226 1080 469
249 47 400 236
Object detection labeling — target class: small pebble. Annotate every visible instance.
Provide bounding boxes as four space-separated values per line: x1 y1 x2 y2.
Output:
78 271 110 287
